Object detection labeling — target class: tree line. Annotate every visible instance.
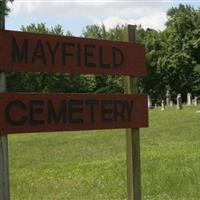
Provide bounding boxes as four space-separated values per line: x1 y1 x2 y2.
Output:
1 4 200 103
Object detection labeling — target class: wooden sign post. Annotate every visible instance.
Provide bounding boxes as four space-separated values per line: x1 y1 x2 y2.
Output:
124 25 141 200
0 0 10 199
0 21 148 199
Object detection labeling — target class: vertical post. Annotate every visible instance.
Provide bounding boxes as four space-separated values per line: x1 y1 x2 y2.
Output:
124 25 141 200
0 0 10 199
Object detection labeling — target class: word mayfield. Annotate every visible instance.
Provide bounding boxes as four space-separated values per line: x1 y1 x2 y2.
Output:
0 30 146 76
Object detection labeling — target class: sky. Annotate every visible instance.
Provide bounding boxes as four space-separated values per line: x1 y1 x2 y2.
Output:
6 0 200 36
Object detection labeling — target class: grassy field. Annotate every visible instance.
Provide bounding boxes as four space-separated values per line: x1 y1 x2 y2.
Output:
8 105 200 200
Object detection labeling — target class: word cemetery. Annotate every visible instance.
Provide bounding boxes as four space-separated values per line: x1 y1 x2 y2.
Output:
0 93 147 133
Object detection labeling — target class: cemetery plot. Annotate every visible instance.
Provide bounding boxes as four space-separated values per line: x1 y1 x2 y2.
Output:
0 93 148 134
0 30 146 76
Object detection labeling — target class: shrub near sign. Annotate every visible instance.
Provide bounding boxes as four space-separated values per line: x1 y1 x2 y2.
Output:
0 30 146 76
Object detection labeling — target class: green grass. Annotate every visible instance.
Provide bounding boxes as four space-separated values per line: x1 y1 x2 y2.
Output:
8 105 200 199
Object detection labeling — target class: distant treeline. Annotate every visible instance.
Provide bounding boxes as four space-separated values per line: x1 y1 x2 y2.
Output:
2 4 200 103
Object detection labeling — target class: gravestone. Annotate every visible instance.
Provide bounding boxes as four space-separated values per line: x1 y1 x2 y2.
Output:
148 95 153 109
170 100 173 107
176 94 182 110
166 90 171 106
193 96 198 106
161 100 165 111
187 93 192 106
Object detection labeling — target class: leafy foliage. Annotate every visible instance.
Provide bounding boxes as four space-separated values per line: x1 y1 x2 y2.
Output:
3 4 200 101
0 1 9 23
139 4 200 102
82 24 126 93
7 23 78 93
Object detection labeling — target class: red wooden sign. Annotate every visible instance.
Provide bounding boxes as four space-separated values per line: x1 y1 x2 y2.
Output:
0 30 146 76
0 93 148 134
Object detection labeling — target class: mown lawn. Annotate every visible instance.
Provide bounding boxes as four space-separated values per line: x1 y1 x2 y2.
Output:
8 105 200 200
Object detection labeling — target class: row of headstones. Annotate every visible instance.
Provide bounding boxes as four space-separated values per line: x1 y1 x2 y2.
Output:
148 91 198 110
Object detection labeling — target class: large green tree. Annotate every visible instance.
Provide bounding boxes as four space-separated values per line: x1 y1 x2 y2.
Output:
7 23 95 93
161 4 200 100
82 24 125 93
138 28 167 102
0 0 14 22
7 23 97 93
4 3 200 101
139 4 200 102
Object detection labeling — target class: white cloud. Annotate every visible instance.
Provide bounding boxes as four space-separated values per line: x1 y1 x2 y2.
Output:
134 11 167 30
9 1 40 16
96 16 126 29
7 0 178 33
96 13 167 31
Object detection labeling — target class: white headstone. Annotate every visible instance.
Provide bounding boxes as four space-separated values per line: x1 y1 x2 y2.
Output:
187 93 192 106
166 90 171 106
161 100 165 111
176 94 182 110
170 100 173 107
194 96 198 106
148 95 152 109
